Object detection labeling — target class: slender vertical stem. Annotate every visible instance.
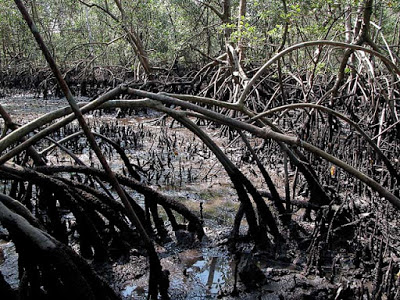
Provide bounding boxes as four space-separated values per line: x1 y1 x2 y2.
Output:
13 1 168 298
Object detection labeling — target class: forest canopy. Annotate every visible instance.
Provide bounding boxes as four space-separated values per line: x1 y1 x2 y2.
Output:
0 0 399 81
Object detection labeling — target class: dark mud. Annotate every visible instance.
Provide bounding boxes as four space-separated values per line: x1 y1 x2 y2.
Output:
1 94 400 299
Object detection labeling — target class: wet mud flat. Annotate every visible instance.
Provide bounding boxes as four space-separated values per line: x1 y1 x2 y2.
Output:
1 94 399 299
0 93 86 121
116 241 235 299
0 211 379 300
94 220 341 300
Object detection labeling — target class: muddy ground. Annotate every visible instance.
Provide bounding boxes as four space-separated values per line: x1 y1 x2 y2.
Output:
0 93 399 299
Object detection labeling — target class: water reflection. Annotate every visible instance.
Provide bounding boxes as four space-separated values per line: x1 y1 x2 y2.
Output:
121 248 234 299
0 241 19 289
180 249 234 299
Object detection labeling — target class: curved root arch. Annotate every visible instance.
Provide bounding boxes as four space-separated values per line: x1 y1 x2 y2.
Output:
238 40 400 106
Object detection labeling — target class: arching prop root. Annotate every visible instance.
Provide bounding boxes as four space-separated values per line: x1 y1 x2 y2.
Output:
0 162 205 248
0 192 120 300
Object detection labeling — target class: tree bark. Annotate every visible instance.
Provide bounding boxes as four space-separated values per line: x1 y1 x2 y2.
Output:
237 0 247 64
13 1 167 298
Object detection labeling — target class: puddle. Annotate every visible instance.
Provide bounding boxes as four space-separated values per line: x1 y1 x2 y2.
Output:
0 96 65 121
177 248 233 298
120 248 235 299
121 282 147 298
121 283 136 297
0 240 19 289
0 94 240 299
188 255 232 297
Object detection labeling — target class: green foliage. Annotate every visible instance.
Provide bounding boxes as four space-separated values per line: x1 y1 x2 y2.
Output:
222 19 260 45
0 0 399 75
